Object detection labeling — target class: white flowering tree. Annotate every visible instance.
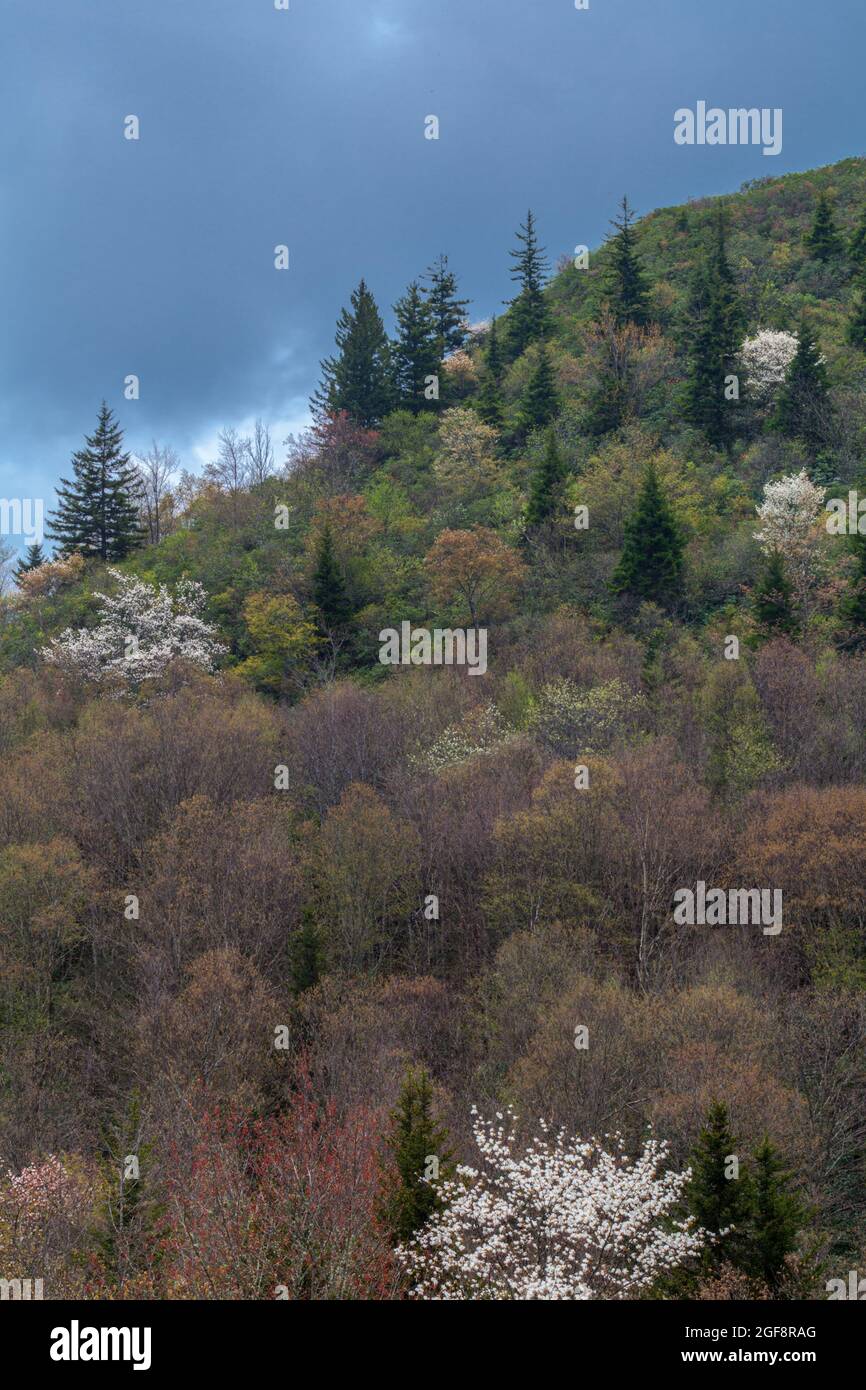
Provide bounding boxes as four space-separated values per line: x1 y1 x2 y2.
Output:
43 570 226 688
754 469 827 606
398 1110 705 1300
740 329 799 403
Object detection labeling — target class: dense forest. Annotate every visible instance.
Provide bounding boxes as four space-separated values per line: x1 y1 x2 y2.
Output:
3 155 866 1300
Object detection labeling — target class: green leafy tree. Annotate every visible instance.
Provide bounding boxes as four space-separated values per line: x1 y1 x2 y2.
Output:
847 266 866 351
525 427 568 527
753 549 798 637
805 191 843 262
683 215 743 445
505 210 550 360
516 345 559 439
848 206 866 265
13 542 46 583
771 318 832 448
686 1101 753 1269
312 279 393 427
743 1137 806 1291
312 523 352 630
424 254 470 357
46 403 142 560
604 196 650 328
391 281 441 413
380 1065 453 1244
610 461 684 604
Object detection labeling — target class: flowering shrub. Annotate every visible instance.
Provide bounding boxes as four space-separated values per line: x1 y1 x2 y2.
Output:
413 704 514 775
0 1154 99 1298
527 676 645 756
42 570 226 689
740 329 799 402
398 1109 705 1300
754 469 826 604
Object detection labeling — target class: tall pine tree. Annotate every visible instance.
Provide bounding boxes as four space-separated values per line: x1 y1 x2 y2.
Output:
683 214 743 446
525 427 568 527
772 317 832 448
424 254 470 358
312 279 392 427
610 460 684 605
505 210 550 361
744 1137 806 1291
476 317 506 428
13 542 46 583
391 281 441 413
847 265 866 352
379 1065 453 1244
753 549 798 637
604 196 650 329
805 191 843 262
47 403 142 560
686 1101 753 1269
312 523 352 630
516 345 559 439
848 206 866 266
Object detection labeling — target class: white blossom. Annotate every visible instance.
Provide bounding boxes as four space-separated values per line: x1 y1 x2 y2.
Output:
739 329 799 402
42 570 226 690
398 1109 705 1300
754 469 826 604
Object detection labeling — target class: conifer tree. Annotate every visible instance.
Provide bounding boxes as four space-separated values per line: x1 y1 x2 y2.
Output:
505 210 550 360
686 1101 752 1269
848 207 866 266
290 907 323 994
46 403 142 560
611 461 684 604
525 427 568 527
380 1065 453 1244
772 318 832 448
424 254 470 357
13 542 46 583
805 191 843 262
744 1137 805 1291
516 345 559 438
312 279 392 427
604 196 650 329
476 318 506 428
391 281 441 413
847 266 866 352
753 549 798 637
683 214 743 445
312 523 351 630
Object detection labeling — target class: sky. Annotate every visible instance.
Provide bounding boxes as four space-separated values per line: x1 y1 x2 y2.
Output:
1 0 865 549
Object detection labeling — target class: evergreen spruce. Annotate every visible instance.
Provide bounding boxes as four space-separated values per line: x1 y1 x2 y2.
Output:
525 427 568 527
744 1137 805 1291
610 461 684 604
47 403 142 560
686 1101 753 1269
516 345 559 438
847 266 866 351
391 281 441 413
604 196 650 329
13 542 46 583
753 549 798 637
380 1065 453 1244
312 279 393 427
476 318 506 428
505 210 550 360
805 191 843 262
772 318 832 448
424 254 470 358
312 523 352 630
290 907 323 995
848 207 866 266
683 214 743 445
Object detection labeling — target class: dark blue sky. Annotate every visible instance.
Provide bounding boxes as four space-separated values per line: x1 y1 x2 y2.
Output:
2 0 864 541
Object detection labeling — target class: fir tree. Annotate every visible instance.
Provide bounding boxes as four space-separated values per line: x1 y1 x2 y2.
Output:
476 318 506 428
604 196 650 329
805 191 843 262
525 427 568 527
290 907 323 995
686 1101 753 1269
753 549 798 637
13 542 46 583
772 318 832 448
424 254 470 357
683 214 743 445
505 210 550 360
516 345 559 439
848 206 866 266
391 281 441 413
744 1137 806 1291
847 266 866 352
610 461 684 604
312 523 351 630
379 1065 453 1244
46 403 142 561
312 279 392 427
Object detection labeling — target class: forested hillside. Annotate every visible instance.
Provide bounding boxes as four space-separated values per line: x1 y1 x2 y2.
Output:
2 156 866 1300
